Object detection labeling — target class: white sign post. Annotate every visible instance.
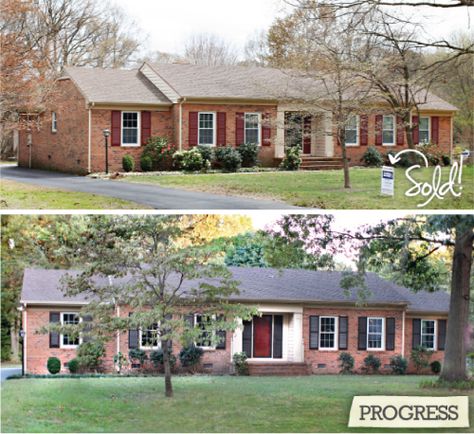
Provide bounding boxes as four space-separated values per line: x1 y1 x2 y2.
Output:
381 166 395 196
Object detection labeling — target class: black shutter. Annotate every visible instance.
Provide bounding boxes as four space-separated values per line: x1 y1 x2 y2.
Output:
216 315 226 350
412 319 421 349
438 319 447 351
242 320 252 357
82 314 93 343
309 315 319 349
358 317 367 350
49 312 60 348
386 318 395 351
338 316 348 350
184 314 195 347
273 315 283 358
128 312 139 349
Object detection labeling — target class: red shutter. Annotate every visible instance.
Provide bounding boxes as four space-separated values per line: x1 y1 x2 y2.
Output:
217 112 226 146
431 116 439 144
375 115 383 146
412 116 419 145
111 111 121 146
396 116 405 146
189 112 198 147
141 111 151 145
235 112 244 146
262 113 272 147
303 115 311 153
360 115 368 146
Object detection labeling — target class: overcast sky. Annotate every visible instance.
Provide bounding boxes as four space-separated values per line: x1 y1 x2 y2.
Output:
112 0 473 57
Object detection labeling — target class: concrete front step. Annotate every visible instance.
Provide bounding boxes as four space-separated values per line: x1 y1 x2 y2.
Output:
301 157 344 171
248 362 310 376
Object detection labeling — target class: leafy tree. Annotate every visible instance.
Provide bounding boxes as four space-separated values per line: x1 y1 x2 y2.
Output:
224 232 269 268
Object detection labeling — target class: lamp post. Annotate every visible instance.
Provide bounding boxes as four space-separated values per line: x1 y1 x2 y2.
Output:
19 329 25 376
103 129 110 174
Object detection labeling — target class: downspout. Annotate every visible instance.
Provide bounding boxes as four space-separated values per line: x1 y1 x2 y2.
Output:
88 103 94 174
179 98 186 151
450 115 454 163
401 309 406 358
116 304 120 357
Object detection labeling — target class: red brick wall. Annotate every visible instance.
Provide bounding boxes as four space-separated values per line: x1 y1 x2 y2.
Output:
18 79 89 174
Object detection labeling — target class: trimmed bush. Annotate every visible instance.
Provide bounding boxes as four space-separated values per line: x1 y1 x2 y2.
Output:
411 346 433 373
67 358 80 374
280 146 301 171
214 146 242 172
363 354 381 374
76 341 105 372
233 352 249 376
47 357 61 375
442 155 451 166
361 146 384 167
179 345 203 370
140 155 153 172
173 149 207 172
122 155 135 172
141 136 176 171
237 143 259 168
150 349 177 370
338 352 355 374
196 145 214 166
389 355 408 375
430 360 442 374
128 349 148 365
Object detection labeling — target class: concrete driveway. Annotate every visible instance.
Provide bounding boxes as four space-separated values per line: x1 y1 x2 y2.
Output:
1 366 21 383
1 166 300 210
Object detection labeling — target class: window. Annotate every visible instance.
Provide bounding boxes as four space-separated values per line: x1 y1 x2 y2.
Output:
51 112 57 133
121 111 140 146
382 115 395 146
419 117 430 144
367 317 384 350
345 116 359 146
421 319 436 350
60 312 80 348
140 323 159 349
245 113 261 145
194 314 215 349
319 316 337 349
198 112 216 146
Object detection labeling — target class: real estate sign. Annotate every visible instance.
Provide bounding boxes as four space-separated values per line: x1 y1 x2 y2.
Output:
381 166 395 196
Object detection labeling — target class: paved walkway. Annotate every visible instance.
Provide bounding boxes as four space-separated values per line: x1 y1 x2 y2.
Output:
1 367 21 382
1 166 300 210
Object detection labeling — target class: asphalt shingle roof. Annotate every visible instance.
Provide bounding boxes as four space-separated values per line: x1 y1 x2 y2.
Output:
20 267 450 313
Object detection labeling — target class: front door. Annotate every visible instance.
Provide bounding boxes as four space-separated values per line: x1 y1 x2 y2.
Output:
284 112 312 155
253 315 272 358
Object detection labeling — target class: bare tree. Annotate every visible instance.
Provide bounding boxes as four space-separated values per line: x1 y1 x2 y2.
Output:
242 31 269 66
184 33 239 66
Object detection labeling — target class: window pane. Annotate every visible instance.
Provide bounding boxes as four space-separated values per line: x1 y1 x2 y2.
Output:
199 129 213 145
422 320 435 334
369 319 382 333
345 130 357 144
320 317 336 348
421 335 434 349
383 116 394 130
245 130 259 144
245 114 259 129
419 131 429 143
347 116 357 129
383 131 394 144
142 323 158 347
419 117 429 130
63 314 79 346
368 334 382 348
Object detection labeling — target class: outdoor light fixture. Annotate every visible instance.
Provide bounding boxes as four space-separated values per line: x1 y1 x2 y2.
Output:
103 129 111 174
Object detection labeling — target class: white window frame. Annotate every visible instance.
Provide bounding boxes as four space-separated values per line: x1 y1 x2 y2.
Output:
121 111 141 147
198 112 216 147
244 112 261 146
382 115 396 146
421 319 437 350
194 314 216 351
51 112 57 133
345 115 359 147
139 323 160 350
60 312 82 349
418 116 431 144
367 317 385 351
319 316 338 350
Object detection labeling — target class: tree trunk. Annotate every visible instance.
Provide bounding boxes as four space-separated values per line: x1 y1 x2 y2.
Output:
403 115 415 150
338 129 351 189
162 339 173 398
440 224 473 382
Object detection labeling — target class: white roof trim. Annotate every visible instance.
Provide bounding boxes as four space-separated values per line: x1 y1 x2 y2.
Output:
20 300 89 306
139 62 181 104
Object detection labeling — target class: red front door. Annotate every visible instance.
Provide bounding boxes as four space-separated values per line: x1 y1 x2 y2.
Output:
303 115 312 154
253 315 272 358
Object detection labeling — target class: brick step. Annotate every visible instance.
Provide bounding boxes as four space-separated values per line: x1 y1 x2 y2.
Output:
248 362 310 376
300 157 344 171
301 157 342 162
300 165 344 171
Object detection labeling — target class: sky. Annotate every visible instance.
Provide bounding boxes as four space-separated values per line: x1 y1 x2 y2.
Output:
111 0 473 58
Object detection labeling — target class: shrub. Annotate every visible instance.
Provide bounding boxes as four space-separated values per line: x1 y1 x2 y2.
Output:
173 149 207 172
430 360 442 374
214 146 242 172
361 146 384 167
363 354 381 374
237 143 259 168
76 341 105 372
233 352 249 376
442 155 451 166
338 352 355 374
389 355 408 375
411 346 433 373
47 357 61 375
280 146 301 171
141 136 176 171
150 349 177 370
113 352 128 374
196 145 214 166
128 349 148 366
122 155 135 172
417 142 444 166
140 155 153 172
67 358 80 374
179 345 203 370
386 151 414 168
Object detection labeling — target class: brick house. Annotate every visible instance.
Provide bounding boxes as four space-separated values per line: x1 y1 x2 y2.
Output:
17 63 457 174
20 267 449 375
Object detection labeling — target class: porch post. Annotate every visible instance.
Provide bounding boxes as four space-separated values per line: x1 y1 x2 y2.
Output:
275 108 286 159
231 318 243 361
324 111 334 157
293 313 304 362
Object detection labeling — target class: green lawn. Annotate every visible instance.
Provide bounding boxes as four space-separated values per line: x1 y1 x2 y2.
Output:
1 375 472 432
0 179 146 210
121 166 474 209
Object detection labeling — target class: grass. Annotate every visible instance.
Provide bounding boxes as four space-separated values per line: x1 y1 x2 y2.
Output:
0 179 147 210
1 375 472 432
120 166 474 209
